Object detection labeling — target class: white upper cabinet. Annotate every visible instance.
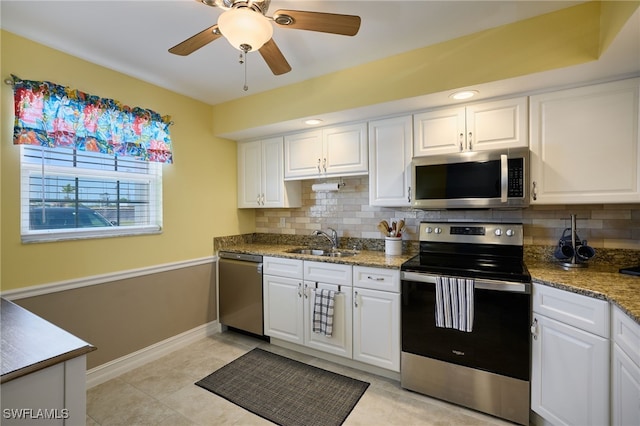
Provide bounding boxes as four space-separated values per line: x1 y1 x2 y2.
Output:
530 78 640 204
237 137 301 208
368 115 413 206
284 122 368 180
413 96 528 156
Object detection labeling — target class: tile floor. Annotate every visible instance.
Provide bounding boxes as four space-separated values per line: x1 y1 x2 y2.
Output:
86 331 513 425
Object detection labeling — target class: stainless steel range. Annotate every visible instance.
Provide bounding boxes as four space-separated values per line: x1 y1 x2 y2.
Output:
400 222 531 425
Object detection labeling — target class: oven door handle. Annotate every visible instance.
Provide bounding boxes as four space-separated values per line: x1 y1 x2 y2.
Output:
401 271 530 294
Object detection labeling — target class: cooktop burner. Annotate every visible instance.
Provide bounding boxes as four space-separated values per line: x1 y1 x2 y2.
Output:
401 221 531 283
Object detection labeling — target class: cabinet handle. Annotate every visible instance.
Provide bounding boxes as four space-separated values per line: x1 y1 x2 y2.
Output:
468 132 473 151
531 318 538 340
354 291 359 308
532 181 537 201
304 283 309 299
298 283 302 298
367 276 384 281
407 186 411 203
317 158 321 173
322 158 327 172
459 133 464 151
256 195 261 205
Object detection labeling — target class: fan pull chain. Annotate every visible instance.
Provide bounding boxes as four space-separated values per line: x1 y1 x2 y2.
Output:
239 44 250 91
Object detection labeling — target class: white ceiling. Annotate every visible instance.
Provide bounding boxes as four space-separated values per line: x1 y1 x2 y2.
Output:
3 0 623 107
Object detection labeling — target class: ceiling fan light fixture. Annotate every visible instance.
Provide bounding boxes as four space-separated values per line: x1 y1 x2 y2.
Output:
218 8 273 52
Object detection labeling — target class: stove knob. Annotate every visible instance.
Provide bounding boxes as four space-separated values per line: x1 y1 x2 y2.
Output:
494 228 502 237
434 227 442 234
425 226 433 234
506 229 515 237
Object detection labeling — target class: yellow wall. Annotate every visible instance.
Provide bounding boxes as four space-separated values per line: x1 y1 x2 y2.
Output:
0 31 255 290
212 1 636 136
1 1 638 291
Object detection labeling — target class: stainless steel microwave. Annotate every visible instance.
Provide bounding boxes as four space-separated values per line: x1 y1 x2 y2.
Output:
411 148 529 209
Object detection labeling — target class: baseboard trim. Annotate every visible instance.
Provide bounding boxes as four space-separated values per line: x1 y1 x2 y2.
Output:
2 256 217 300
86 320 221 389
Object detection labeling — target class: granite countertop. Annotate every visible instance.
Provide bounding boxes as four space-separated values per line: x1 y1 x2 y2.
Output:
216 238 640 326
1 298 96 384
218 242 414 269
526 261 640 324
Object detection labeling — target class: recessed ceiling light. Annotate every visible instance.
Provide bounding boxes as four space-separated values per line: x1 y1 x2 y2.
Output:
450 90 479 100
304 119 323 125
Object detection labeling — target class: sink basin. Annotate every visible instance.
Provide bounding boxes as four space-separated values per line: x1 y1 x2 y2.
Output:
286 248 357 257
288 248 326 256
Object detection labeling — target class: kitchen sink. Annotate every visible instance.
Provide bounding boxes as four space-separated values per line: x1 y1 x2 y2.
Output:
286 248 357 257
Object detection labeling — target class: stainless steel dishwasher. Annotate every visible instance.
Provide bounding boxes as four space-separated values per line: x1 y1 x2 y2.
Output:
218 252 265 337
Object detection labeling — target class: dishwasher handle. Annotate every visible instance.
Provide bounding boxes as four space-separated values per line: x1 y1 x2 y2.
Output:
219 251 263 263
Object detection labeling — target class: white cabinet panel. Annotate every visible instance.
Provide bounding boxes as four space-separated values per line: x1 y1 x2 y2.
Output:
533 283 609 338
353 266 400 292
304 260 352 287
612 342 640 426
352 287 400 372
368 116 413 206
530 78 640 204
263 274 304 344
531 313 609 426
238 137 301 208
284 123 368 180
413 96 527 156
305 282 353 358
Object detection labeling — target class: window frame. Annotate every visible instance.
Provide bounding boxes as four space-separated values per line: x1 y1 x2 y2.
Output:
20 146 163 243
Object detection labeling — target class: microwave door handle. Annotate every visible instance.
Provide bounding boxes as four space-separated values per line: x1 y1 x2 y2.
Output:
500 154 508 203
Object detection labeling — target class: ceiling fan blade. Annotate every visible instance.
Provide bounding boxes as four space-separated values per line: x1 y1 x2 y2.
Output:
259 39 292 75
272 9 361 36
168 24 223 56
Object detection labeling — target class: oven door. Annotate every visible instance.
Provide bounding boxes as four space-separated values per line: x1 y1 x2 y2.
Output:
401 271 531 381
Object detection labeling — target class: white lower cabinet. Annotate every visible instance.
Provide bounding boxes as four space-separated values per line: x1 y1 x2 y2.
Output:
531 283 610 426
352 266 401 372
612 305 640 426
264 258 353 358
263 258 401 372
305 281 353 358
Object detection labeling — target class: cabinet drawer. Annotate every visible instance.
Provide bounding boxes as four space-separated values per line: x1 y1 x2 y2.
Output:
613 305 640 367
304 261 352 286
263 256 303 279
353 266 400 292
533 283 609 338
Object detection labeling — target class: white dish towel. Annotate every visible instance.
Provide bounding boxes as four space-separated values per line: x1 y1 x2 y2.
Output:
313 288 336 337
435 276 475 332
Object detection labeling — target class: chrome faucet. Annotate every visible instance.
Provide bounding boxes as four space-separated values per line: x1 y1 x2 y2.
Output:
312 228 338 249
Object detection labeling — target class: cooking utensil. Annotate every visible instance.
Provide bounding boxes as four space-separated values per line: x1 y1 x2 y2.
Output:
377 222 389 235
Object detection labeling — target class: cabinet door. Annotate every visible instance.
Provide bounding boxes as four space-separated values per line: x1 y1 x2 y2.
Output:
263 274 304 344
261 137 286 207
284 130 322 179
304 282 353 359
352 287 400 372
368 116 413 206
323 123 368 177
237 140 262 208
531 313 609 426
612 343 640 426
466 97 528 151
413 107 465 156
530 78 640 204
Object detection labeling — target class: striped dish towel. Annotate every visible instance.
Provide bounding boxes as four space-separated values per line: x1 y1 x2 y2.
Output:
435 276 475 332
312 288 336 337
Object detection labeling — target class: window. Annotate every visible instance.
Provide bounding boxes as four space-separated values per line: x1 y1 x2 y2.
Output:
21 145 162 243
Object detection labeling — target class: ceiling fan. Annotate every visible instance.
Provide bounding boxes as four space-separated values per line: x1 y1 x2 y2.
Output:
168 0 361 76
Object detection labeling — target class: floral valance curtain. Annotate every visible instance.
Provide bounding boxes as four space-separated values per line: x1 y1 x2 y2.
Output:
11 75 174 163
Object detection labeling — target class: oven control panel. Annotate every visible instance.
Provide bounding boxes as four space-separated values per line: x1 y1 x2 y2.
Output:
420 222 523 245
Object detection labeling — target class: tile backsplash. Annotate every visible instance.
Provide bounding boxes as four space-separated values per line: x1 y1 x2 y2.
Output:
255 177 640 251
